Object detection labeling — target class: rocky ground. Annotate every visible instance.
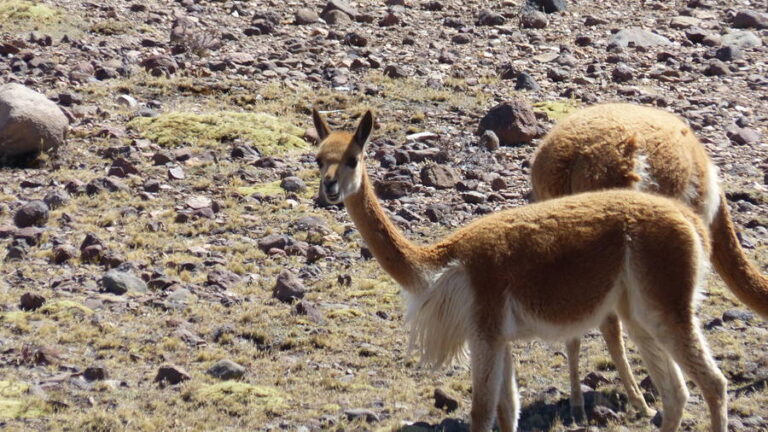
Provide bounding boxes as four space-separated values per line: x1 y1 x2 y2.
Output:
1 0 767 430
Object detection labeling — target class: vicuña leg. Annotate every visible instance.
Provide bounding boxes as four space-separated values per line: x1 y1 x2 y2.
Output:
650 318 728 432
470 337 505 432
565 338 587 423
599 314 655 417
621 316 688 432
496 344 519 432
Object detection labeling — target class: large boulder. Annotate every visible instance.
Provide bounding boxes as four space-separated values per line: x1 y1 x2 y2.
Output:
477 99 539 146
0 83 68 157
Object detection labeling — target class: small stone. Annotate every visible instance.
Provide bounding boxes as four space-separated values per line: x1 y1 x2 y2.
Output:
52 244 77 264
258 234 294 252
480 130 500 151
155 364 191 385
186 196 212 210
168 166 185 180
721 31 762 49
476 10 505 26
727 127 760 145
490 177 506 191
116 95 138 107
461 191 486 204
207 359 246 380
19 292 46 311
515 72 540 91
582 371 610 389
344 408 379 423
44 190 69 209
280 176 307 192
83 365 109 381
379 13 400 27
420 165 458 189
323 9 353 25
722 309 754 322
375 180 411 199
306 245 327 263
101 270 148 295
477 99 539 146
715 45 742 62
612 64 634 82
451 34 472 44
14 200 49 228
521 10 547 29
702 59 729 76
383 65 408 78
609 28 671 49
434 388 459 413
530 0 566 13
732 10 768 29
273 270 306 303
295 8 320 25
590 405 621 426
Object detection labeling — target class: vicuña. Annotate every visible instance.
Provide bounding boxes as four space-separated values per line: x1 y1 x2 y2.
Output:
313 108 732 432
531 103 768 421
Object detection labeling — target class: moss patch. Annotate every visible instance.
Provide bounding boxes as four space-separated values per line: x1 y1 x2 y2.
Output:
129 112 308 155
0 381 45 419
0 1 57 22
190 382 286 415
533 100 580 121
38 300 94 320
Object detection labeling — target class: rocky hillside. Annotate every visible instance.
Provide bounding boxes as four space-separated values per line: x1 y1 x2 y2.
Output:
1 0 767 431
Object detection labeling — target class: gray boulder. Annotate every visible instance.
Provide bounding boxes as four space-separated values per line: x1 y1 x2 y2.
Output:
0 83 68 157
609 27 672 49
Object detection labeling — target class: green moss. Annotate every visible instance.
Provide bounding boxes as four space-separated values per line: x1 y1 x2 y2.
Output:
129 112 308 155
0 1 58 22
191 382 286 415
533 100 580 121
90 19 130 35
0 381 46 419
0 311 28 325
38 300 94 319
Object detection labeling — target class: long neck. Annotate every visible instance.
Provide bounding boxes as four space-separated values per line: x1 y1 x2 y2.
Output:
343 169 431 292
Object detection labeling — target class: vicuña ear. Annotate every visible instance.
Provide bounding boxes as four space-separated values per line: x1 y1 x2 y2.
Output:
354 110 374 150
312 107 331 143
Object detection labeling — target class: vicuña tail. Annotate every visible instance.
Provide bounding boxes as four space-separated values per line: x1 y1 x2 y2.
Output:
710 193 768 319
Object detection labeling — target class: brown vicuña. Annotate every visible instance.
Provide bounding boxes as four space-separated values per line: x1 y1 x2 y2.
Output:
531 103 768 422
313 108 729 432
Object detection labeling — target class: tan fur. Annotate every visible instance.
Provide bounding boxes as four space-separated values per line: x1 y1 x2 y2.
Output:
531 103 768 421
314 108 728 432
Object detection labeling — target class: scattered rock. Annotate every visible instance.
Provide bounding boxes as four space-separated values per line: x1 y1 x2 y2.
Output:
420 165 458 189
515 72 540 91
434 388 459 413
207 359 246 380
281 176 307 192
732 10 768 29
375 180 412 199
477 99 539 146
529 0 566 14
480 130 500 151
521 10 548 29
101 270 148 295
721 31 762 49
295 8 320 25
609 28 671 49
476 10 505 26
612 64 634 82
14 200 49 228
715 45 742 62
722 309 754 322
273 270 306 303
83 365 109 381
727 127 761 145
0 83 68 157
155 364 191 385
344 408 379 423
44 190 70 209
19 292 46 311
461 191 486 204
52 244 77 264
702 59 730 76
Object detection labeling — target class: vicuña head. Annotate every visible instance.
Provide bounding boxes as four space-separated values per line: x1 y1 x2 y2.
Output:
312 108 729 432
313 108 373 205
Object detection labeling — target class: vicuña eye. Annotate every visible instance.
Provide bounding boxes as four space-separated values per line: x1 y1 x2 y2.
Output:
346 157 358 168
315 158 323 168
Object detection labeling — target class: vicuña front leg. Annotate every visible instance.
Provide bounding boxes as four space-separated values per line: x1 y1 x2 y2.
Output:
470 337 505 432
496 344 519 432
565 338 587 423
599 314 655 417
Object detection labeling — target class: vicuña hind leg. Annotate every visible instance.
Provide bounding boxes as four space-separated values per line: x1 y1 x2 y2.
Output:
470 337 505 432
648 318 728 432
496 344 519 432
565 338 587 423
599 314 655 417
621 317 688 432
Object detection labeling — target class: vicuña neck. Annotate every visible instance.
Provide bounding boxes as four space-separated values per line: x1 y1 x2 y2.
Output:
343 169 431 292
